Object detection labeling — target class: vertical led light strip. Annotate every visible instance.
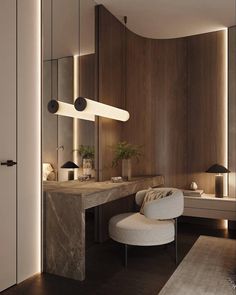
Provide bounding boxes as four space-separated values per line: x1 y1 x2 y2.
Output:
72 0 80 180
37 0 42 273
223 29 228 199
17 0 41 282
28 0 42 274
73 55 79 179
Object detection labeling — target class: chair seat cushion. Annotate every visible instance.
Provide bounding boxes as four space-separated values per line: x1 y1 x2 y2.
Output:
109 212 175 246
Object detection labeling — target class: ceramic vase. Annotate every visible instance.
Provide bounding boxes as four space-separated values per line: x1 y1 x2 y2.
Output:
83 158 93 177
190 181 198 191
122 159 131 181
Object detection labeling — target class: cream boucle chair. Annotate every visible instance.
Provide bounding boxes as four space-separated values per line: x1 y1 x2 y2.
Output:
109 188 184 266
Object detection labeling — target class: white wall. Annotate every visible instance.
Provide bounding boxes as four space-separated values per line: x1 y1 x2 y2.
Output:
17 0 41 282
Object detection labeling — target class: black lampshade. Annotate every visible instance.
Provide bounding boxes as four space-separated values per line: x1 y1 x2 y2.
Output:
61 161 79 169
206 164 230 174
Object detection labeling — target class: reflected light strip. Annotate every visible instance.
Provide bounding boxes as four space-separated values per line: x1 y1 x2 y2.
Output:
73 53 94 58
223 219 228 229
73 55 79 177
223 29 228 197
47 100 95 121
73 56 79 100
74 97 130 122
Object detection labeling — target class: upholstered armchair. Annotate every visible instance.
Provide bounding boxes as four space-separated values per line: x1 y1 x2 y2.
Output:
109 188 184 266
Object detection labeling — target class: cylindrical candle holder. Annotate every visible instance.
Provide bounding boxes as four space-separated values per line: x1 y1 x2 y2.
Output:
215 174 223 198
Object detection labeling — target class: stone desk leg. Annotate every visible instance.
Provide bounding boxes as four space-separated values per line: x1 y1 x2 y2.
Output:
43 192 86 281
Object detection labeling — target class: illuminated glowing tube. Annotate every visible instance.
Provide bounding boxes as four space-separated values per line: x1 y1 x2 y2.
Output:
74 97 130 122
48 100 95 121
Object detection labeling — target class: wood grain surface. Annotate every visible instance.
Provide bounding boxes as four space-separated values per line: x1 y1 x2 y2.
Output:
187 31 227 193
96 6 227 194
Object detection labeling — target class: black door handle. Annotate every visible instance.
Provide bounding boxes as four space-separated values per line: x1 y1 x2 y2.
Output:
1 160 17 167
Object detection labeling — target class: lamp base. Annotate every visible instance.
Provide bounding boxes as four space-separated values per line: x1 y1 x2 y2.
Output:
68 170 74 181
215 175 223 198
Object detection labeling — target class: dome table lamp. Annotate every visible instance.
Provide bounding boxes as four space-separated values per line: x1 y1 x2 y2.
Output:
206 164 230 198
61 161 79 181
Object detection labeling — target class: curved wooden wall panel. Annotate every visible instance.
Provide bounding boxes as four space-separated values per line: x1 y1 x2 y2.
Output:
187 31 227 193
96 6 125 180
97 5 227 193
124 31 188 188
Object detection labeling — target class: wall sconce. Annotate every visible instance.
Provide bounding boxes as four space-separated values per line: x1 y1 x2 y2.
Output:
74 97 130 122
206 164 230 198
48 99 95 121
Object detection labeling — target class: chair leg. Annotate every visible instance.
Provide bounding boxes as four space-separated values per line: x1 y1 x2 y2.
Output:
124 244 128 267
175 218 178 265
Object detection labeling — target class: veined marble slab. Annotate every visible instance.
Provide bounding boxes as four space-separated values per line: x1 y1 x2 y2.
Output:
44 176 164 209
43 176 164 281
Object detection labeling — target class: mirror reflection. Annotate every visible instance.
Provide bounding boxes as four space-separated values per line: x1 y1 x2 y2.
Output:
42 0 96 181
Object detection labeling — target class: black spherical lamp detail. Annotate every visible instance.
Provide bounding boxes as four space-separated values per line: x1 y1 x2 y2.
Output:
48 100 59 114
74 97 87 111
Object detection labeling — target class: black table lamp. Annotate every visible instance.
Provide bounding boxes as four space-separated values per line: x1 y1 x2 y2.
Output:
206 164 230 198
61 161 79 180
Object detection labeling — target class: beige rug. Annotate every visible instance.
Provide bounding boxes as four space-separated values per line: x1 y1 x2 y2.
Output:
159 236 236 295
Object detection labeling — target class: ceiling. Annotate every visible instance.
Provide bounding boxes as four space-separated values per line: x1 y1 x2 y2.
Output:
97 0 236 39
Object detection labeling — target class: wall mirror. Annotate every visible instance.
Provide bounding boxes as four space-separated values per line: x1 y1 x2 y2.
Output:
42 0 96 181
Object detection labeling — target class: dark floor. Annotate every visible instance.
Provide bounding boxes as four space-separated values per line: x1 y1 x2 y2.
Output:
2 221 236 295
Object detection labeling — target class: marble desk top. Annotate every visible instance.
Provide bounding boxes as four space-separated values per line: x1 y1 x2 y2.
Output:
43 175 164 209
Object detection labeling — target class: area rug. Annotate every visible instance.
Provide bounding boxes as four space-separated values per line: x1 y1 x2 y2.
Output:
159 236 236 295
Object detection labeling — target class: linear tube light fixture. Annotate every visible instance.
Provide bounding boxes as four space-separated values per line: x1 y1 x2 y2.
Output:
48 99 95 121
74 97 130 122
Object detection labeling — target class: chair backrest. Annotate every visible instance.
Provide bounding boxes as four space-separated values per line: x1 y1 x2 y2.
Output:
135 187 174 205
135 188 184 220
